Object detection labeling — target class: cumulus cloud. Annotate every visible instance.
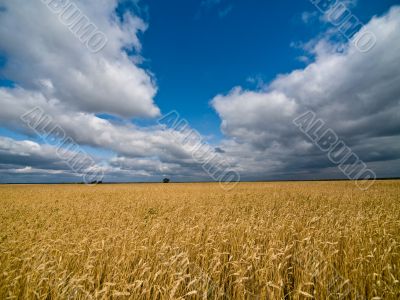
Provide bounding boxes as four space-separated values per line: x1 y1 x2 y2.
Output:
0 88 210 167
0 86 228 182
212 6 400 179
0 136 102 183
0 0 159 118
0 0 202 182
0 2 399 182
212 88 298 149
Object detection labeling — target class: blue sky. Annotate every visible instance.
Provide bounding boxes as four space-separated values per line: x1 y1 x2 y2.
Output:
0 0 399 183
137 0 398 138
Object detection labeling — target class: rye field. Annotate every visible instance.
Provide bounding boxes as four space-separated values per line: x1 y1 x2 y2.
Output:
0 181 399 299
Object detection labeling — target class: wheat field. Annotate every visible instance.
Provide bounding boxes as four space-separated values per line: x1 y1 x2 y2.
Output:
0 181 399 299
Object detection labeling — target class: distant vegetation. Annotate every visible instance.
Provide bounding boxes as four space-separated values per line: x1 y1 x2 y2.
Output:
90 180 103 185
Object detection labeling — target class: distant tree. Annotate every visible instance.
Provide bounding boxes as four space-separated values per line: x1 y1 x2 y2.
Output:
90 180 103 185
163 178 170 183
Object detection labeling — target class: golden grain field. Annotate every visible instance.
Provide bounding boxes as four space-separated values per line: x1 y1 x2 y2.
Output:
0 181 399 299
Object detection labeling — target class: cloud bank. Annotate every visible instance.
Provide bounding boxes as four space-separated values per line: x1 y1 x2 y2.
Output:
0 2 399 182
211 6 400 180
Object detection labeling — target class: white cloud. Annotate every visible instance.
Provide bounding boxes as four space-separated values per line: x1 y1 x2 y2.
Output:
211 6 400 179
0 0 203 182
0 86 225 181
212 88 298 148
0 3 399 182
0 0 159 118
